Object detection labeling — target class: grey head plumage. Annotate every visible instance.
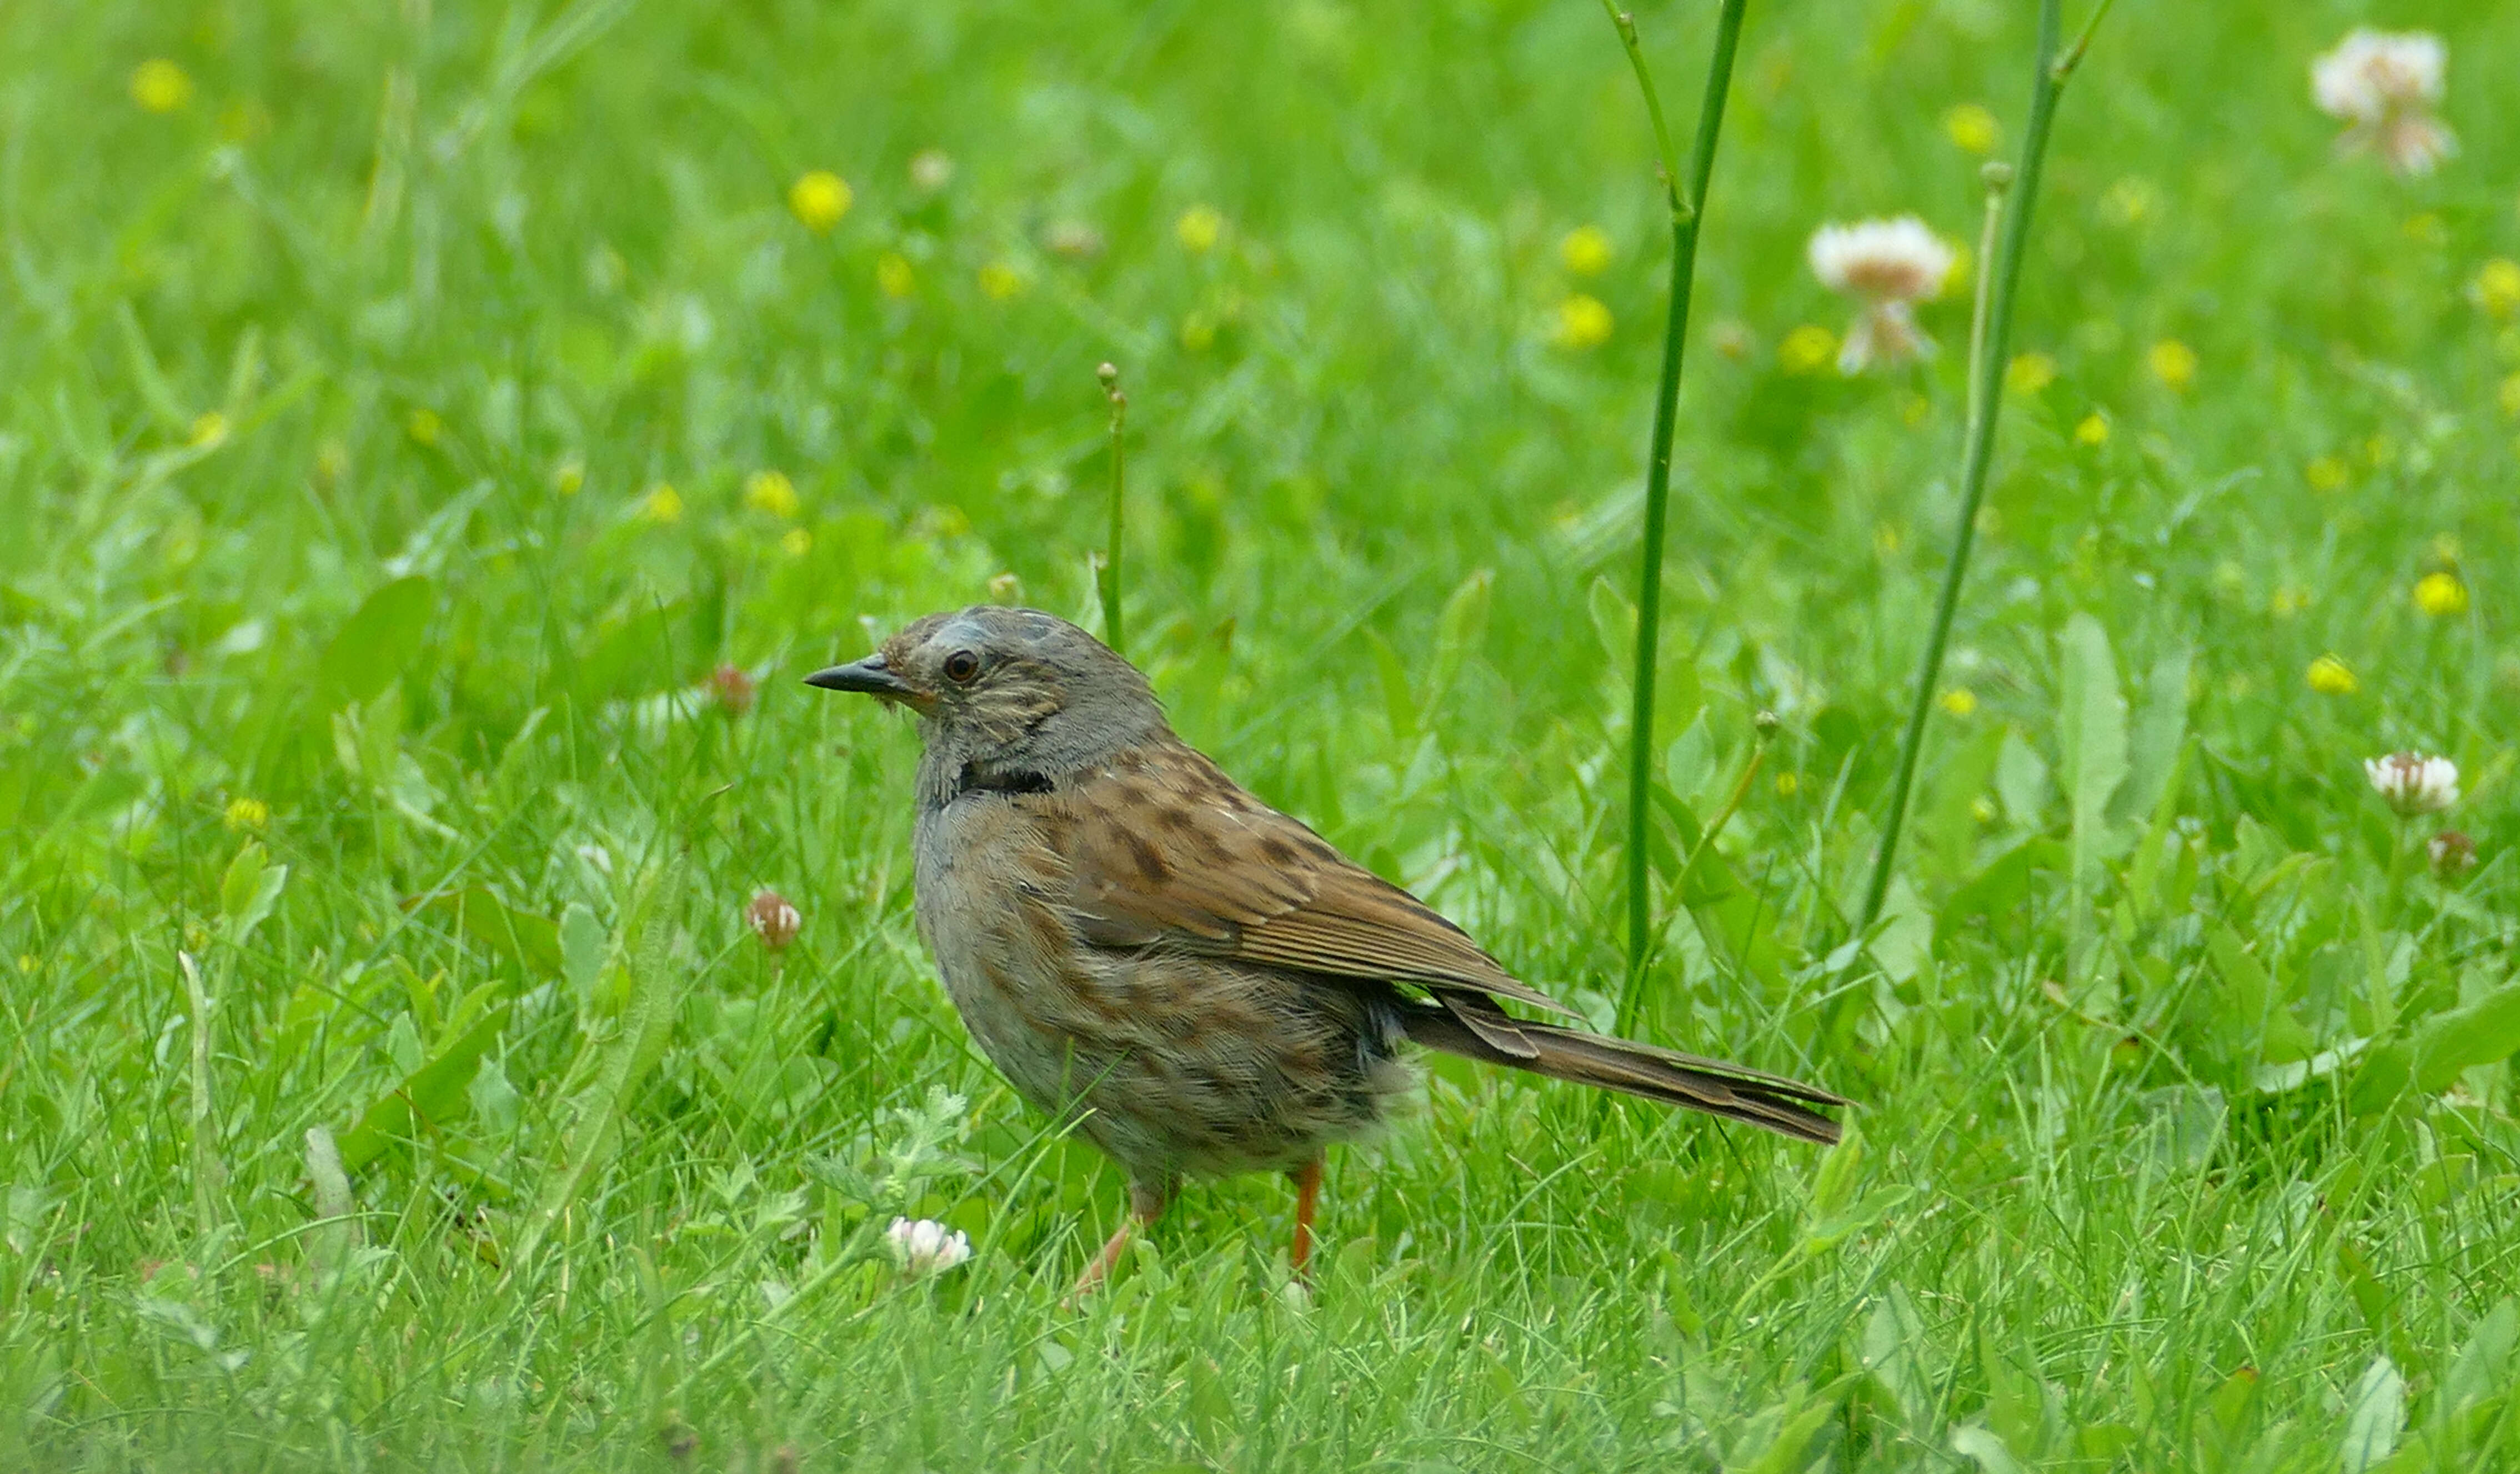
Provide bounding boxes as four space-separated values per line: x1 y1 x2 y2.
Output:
804 606 1171 809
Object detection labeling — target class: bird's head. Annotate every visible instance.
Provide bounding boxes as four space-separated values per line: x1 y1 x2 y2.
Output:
805 607 1169 797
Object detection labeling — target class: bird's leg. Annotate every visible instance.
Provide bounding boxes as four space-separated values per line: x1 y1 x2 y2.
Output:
1071 1176 1170 1298
1289 1158 1323 1281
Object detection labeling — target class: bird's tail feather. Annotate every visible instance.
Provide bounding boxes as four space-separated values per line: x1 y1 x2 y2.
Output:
1400 1005 1845 1145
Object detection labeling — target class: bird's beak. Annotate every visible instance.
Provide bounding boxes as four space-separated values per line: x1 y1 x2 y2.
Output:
803 654 925 708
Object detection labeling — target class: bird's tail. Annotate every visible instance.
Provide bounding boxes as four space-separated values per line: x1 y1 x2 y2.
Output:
1400 1001 1846 1145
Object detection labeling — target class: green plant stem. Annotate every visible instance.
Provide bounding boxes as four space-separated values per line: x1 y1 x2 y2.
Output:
1096 363 1128 655
1610 0 1749 1009
1856 0 2092 937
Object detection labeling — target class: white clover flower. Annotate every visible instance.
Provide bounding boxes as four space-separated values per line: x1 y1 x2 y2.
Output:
2428 830 2477 876
2311 29 2454 176
1806 217 1955 373
2364 751 2458 817
885 1217 973 1277
745 889 801 952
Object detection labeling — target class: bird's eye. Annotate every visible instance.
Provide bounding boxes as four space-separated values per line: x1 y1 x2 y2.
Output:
944 650 981 684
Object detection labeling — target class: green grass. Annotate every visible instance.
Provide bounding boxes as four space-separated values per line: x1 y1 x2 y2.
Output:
5 1 2519 1468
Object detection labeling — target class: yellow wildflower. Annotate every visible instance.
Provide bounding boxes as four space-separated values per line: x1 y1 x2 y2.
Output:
2414 572 2468 617
2306 654 2358 696
788 171 853 233
978 262 1025 300
2147 339 2197 392
554 460 584 497
1777 324 1837 375
131 59 193 113
780 527 812 558
1938 688 1978 718
223 796 269 832
2100 177 2157 227
876 252 915 299
745 470 800 519
1179 312 1218 352
1175 204 1225 253
1560 225 1614 276
1943 103 2001 154
2304 456 2348 492
2073 412 2110 447
642 483 683 524
2473 259 2520 320
1775 771 1800 797
188 412 229 449
1554 294 1613 350
2006 352 2056 395
406 408 442 446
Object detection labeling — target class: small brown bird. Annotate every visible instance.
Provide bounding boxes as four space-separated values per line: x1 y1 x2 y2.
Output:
808 607 1842 1291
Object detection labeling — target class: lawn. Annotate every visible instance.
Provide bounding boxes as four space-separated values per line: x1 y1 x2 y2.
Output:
3 0 2516 1468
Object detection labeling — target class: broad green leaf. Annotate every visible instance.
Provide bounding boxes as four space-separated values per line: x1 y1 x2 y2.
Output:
2443 1300 2517 1415
1937 839 2067 943
2207 924 2275 1054
319 575 435 704
1993 728 2051 829
336 1003 510 1172
1873 875 1933 983
1951 1425 2027 1474
2338 1356 2404 1474
1663 708 1715 805
2055 614 2128 898
1807 1120 1865 1222
1859 1283 1933 1430
1733 1386 1835 1474
2108 645 2189 829
1917 721 2008 878
1648 783 1735 904
405 888 564 977
2412 982 2520 1092
2347 1042 2413 1115
217 843 287 946
559 902 607 1002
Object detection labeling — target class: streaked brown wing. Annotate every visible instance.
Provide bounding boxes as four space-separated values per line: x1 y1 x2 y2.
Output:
1033 741 1577 1021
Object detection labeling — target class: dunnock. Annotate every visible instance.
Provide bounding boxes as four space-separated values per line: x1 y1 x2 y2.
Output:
809 607 1843 1291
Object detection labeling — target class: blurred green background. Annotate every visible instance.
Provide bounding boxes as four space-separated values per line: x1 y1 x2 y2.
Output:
3 0 2515 1468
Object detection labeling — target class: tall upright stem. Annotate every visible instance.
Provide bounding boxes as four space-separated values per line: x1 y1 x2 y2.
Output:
1609 0 1749 1033
1096 362 1128 655
1856 0 2096 936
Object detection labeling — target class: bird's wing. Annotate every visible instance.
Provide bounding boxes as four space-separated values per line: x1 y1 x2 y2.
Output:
1032 742 1577 1021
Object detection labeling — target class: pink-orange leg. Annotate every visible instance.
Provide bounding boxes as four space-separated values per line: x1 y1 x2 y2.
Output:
1289 1159 1323 1281
1070 1179 1170 1299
